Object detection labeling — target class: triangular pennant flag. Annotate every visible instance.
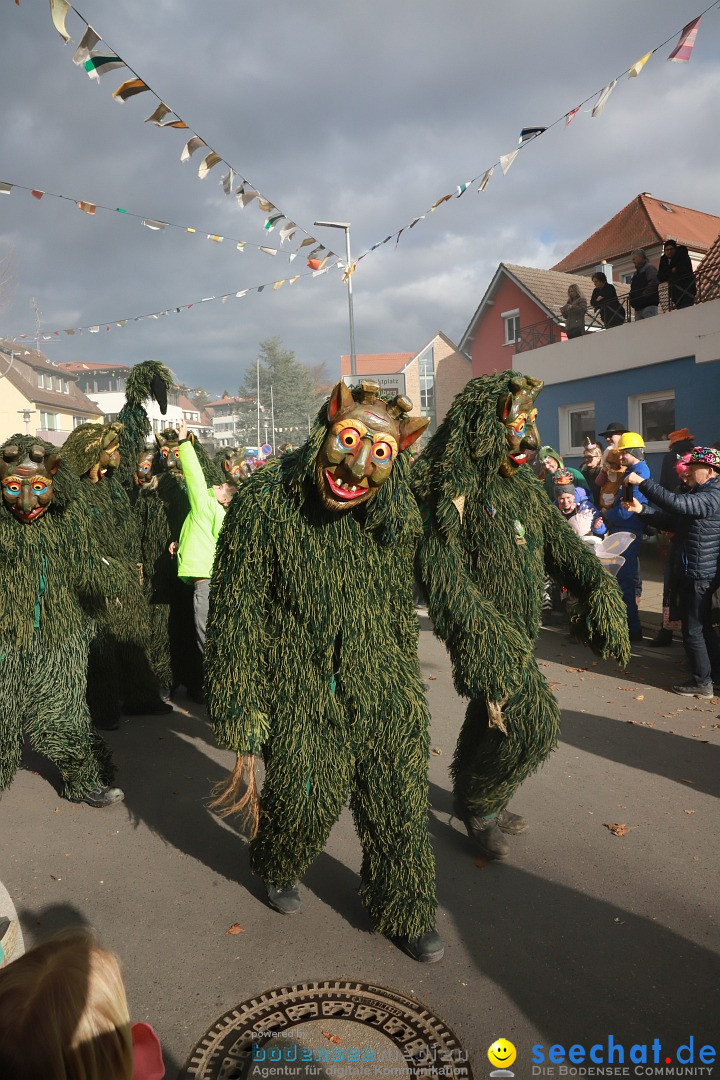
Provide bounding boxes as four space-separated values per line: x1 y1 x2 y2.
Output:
72 27 100 66
431 192 453 211
409 215 425 227
477 167 494 191
145 103 172 125
260 246 277 256
565 107 580 125
273 280 285 290
628 50 653 77
298 237 316 249
207 234 223 243
31 189 44 199
312 266 330 278
395 229 404 246
307 258 322 271
592 80 616 117
142 219 167 230
236 242 245 252
279 221 297 244
499 149 519 174
49 0 71 42
112 78 150 103
235 290 248 298
76 201 96 214
237 187 258 208
668 17 701 62
257 198 276 213
89 326 100 333
308 246 325 259
289 275 300 285
181 136 207 162
157 118 187 129
84 54 125 80
455 182 471 197
519 126 546 144
288 253 298 262
198 152 222 179
186 227 196 234
257 286 265 294
264 213 285 231
0 183 13 195
221 169 235 194
342 262 357 284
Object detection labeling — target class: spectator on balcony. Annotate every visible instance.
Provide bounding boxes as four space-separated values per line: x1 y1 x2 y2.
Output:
590 271 625 328
657 240 696 310
560 283 588 339
629 249 659 320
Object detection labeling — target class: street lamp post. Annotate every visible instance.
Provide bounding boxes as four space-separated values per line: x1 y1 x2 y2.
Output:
314 220 357 378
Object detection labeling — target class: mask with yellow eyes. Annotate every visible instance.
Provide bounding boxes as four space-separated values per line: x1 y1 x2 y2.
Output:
0 443 59 523
155 430 183 473
496 375 544 477
315 380 429 512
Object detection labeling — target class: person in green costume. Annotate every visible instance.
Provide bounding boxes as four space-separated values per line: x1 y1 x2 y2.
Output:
0 435 129 806
411 371 630 860
206 380 443 963
62 418 172 728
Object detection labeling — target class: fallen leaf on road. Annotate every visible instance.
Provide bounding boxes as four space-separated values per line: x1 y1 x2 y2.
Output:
226 924 245 935
604 823 630 836
50 875 58 881
683 809 695 815
428 675 437 681
635 694 645 701
431 747 443 755
474 854 488 869
322 1031 342 1045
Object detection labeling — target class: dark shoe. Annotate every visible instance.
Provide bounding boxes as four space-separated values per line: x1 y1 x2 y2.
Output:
673 681 713 699
649 628 673 647
123 699 174 716
396 929 444 964
629 631 644 642
266 883 302 915
497 807 528 834
453 802 510 859
71 786 125 808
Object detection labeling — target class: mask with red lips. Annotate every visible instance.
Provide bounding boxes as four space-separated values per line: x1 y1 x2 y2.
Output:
0 442 58 523
315 380 428 512
496 375 543 477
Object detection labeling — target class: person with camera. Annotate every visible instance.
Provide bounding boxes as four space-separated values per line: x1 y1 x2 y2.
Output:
602 432 651 641
624 447 720 698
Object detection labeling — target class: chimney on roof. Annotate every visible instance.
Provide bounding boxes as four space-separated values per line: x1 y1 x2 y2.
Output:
596 260 614 282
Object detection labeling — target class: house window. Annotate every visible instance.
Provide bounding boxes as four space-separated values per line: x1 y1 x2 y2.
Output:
558 402 595 456
73 415 86 429
629 391 675 451
39 411 59 430
37 372 45 389
502 308 521 345
54 376 63 392
63 380 70 394
417 345 435 411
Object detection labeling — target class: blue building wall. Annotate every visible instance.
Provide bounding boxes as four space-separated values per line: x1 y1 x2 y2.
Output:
536 355 720 477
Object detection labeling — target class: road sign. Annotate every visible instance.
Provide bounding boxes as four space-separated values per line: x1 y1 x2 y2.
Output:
343 372 406 397
261 443 273 456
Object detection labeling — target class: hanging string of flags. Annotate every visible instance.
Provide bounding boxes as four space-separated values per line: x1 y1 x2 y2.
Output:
8 262 341 344
46 0 339 267
347 5 717 276
0 178 334 266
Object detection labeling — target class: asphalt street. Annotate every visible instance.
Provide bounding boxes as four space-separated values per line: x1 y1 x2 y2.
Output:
1 546 718 1077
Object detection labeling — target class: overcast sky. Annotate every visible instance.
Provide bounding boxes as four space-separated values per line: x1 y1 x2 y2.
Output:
1 1 719 395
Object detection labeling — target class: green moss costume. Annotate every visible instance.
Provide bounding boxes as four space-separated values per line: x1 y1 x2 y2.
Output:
206 382 436 939
0 435 121 799
411 371 630 830
62 418 167 726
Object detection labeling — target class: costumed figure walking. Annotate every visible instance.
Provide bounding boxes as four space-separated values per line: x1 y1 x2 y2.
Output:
411 371 630 861
0 435 129 806
206 380 443 962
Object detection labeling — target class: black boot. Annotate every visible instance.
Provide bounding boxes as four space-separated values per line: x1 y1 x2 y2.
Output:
266 883 302 915
649 627 673 647
497 807 529 834
453 801 510 859
396 929 444 963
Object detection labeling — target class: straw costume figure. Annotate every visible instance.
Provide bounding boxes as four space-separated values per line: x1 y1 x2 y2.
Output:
206 380 444 963
62 416 171 727
411 371 630 860
0 435 127 806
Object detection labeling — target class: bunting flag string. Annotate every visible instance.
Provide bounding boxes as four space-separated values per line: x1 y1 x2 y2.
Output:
351 2 719 269
0 178 329 265
8 263 343 344
46 3 339 266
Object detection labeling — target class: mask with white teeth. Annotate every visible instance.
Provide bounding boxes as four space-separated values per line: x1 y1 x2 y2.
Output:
496 375 543 478
315 380 428 512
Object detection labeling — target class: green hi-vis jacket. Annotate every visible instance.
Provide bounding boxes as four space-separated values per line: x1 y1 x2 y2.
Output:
177 440 225 581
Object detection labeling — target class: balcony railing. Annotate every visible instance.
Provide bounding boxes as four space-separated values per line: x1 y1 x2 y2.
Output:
515 266 720 353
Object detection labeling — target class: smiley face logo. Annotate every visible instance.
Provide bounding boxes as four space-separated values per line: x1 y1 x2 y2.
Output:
488 1039 517 1069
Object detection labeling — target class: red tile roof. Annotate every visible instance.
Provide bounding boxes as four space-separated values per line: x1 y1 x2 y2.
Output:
58 361 131 374
206 395 254 408
551 194 720 273
696 230 720 301
339 353 414 376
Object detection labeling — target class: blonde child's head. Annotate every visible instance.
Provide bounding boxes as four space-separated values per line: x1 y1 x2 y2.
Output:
0 928 133 1080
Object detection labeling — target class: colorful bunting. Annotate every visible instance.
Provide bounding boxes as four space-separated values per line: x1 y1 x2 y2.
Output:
668 17 702 62
499 149 519 174
180 136 207 161
0 183 13 195
84 53 125 80
519 127 546 143
477 168 494 192
628 50 653 77
198 151 222 179
72 27 99 66
112 78 150 103
76 201 96 214
565 107 580 125
49 0 71 42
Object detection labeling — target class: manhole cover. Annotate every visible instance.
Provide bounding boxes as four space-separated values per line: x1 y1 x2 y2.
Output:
180 980 474 1080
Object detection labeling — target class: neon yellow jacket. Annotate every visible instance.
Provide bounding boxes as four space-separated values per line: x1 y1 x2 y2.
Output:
177 440 225 581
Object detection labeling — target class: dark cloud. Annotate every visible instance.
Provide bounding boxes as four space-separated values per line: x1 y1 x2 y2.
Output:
1 1 718 393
